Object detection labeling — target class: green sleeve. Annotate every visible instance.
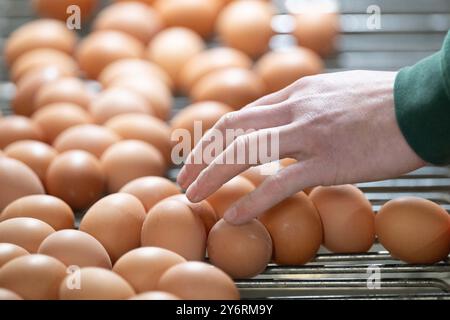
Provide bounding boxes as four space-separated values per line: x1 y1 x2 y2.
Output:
394 31 450 165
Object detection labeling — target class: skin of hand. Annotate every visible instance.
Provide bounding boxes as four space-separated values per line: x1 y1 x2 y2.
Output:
177 70 426 224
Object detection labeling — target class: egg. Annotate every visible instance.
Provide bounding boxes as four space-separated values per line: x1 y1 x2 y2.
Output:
38 230 112 269
1 195 74 231
0 288 23 300
216 0 274 58
0 254 66 300
32 103 92 143
119 176 181 212
165 194 218 235
0 157 45 212
0 243 29 268
100 140 165 193
179 47 253 93
0 115 43 149
76 31 144 79
93 2 163 44
114 0 155 4
141 199 206 261
240 162 280 187
0 218 55 253
105 113 172 163
259 192 322 265
59 267 135 300
157 261 239 300
206 176 255 218
46 150 105 209
79 193 146 263
309 185 375 253
376 197 450 264
129 291 180 300
35 77 94 111
89 87 153 124
255 47 324 93
4 19 78 66
191 68 266 109
10 48 78 83
146 27 205 87
32 0 98 22
154 0 220 38
53 124 121 158
113 247 186 293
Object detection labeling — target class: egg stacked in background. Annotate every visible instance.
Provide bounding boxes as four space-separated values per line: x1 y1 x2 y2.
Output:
0 0 448 300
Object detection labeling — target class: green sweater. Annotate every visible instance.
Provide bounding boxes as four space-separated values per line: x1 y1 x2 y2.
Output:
395 31 450 165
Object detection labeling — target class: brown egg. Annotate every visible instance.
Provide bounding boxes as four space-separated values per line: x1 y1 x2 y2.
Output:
376 197 450 264
114 0 156 5
146 27 205 87
280 157 297 167
100 140 165 193
35 77 94 111
59 267 135 300
113 247 186 293
32 103 92 143
46 150 105 209
165 194 218 235
119 176 181 212
255 47 324 93
4 19 78 66
38 230 112 269
99 58 173 91
309 185 375 253
89 87 153 124
191 68 265 109
207 219 272 279
76 31 144 79
79 193 146 263
129 291 180 300
259 193 322 265
217 0 274 58
32 0 98 22
0 243 29 268
1 195 74 231
141 199 206 261
4 140 57 182
240 163 280 187
10 48 78 83
154 0 220 38
207 176 255 218
0 157 45 212
157 261 239 300
0 288 23 300
180 47 253 93
93 2 163 44
0 254 66 300
109 76 173 120
0 218 55 253
0 116 43 149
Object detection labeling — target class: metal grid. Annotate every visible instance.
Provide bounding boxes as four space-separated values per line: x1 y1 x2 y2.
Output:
0 0 449 299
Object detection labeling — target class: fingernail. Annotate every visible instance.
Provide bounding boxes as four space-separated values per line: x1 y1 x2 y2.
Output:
224 207 238 223
186 184 200 203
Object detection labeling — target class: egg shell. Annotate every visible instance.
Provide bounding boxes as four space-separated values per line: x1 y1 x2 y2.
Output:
76 31 144 79
38 230 112 269
240 162 282 187
259 193 323 265
0 157 45 212
53 124 121 158
0 254 66 300
32 0 98 22
1 195 74 231
0 115 43 149
129 291 180 300
46 150 105 210
100 140 165 193
206 176 255 218
113 247 186 293
157 261 239 300
375 197 450 264
309 185 375 253
0 243 29 268
119 176 181 212
141 199 207 261
59 267 135 300
114 0 155 4
0 288 23 300
79 193 146 263
93 2 163 44
191 68 265 109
